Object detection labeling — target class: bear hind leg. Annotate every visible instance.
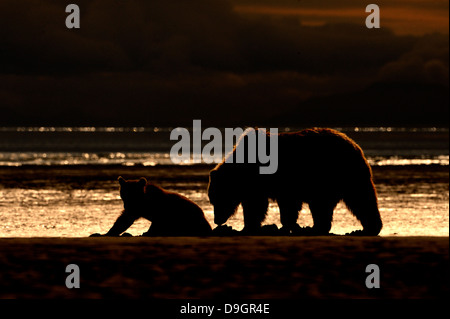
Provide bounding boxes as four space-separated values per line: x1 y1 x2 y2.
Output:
343 179 382 236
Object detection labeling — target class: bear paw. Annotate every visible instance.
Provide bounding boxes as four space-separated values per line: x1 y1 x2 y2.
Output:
345 230 371 236
212 225 240 236
291 226 332 236
121 232 133 237
260 224 279 235
89 233 103 237
240 225 280 236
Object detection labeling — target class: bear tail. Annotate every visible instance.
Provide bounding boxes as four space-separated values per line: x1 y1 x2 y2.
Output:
343 177 383 236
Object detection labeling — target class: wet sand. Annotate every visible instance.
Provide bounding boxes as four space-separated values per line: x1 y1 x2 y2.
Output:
0 236 448 299
1 164 449 237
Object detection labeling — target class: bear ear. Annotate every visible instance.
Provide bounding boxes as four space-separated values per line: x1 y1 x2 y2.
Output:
118 176 126 186
138 177 147 186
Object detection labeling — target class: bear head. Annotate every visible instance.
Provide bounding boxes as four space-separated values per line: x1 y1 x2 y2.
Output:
208 168 242 226
118 176 147 213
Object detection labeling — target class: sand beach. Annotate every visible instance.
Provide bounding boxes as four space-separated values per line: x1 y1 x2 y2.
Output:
0 236 448 299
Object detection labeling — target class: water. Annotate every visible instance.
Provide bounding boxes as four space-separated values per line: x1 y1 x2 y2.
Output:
0 126 448 166
0 127 448 237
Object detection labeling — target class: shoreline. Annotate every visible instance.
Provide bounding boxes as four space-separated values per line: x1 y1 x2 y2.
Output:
1 236 448 298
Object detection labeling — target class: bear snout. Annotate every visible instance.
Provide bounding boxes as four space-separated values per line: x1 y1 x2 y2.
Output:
213 213 227 226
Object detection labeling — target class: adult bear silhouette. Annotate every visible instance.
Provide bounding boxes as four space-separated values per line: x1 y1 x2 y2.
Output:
208 128 382 235
97 177 212 236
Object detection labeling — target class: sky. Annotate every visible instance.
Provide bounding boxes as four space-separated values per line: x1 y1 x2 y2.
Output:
0 0 448 127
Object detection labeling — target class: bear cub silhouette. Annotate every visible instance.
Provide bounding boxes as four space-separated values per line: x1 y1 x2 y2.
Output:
95 177 212 236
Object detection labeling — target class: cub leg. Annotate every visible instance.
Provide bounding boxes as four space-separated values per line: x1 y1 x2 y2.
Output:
105 211 138 236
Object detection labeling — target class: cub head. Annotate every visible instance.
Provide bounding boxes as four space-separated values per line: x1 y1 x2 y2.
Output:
118 176 147 213
208 168 241 226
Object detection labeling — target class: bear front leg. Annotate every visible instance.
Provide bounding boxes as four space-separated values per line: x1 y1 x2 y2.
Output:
277 198 302 234
241 197 269 234
141 226 154 237
105 211 138 236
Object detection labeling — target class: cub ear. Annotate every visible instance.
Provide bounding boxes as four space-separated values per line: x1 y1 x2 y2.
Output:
139 177 147 186
118 176 126 186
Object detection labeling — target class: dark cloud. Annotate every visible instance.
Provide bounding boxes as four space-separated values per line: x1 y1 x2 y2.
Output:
0 0 415 75
0 0 448 127
231 0 449 11
378 34 449 86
